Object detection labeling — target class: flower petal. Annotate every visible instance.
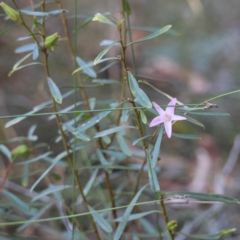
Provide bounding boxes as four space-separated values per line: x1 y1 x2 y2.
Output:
171 115 186 121
164 121 172 138
166 98 177 116
149 116 164 127
152 102 165 116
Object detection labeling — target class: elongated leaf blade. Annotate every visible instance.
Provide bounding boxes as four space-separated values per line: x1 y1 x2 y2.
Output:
88 205 113 233
76 56 97 78
171 133 201 140
75 132 90 141
185 115 205 129
151 125 164 167
164 191 239 203
94 126 135 138
188 112 230 116
96 149 110 165
135 88 152 108
132 135 151 146
127 25 172 46
0 145 12 161
21 10 49 16
139 110 147 124
47 77 62 104
113 185 148 240
94 41 117 65
128 71 140 96
116 133 132 157
92 13 116 27
115 210 159 222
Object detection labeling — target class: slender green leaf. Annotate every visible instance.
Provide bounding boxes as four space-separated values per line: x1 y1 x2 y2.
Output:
94 126 135 138
22 163 29 187
139 110 147 124
188 112 230 116
185 115 205 129
146 150 160 192
113 185 148 240
21 10 49 16
76 56 97 78
31 185 72 202
92 13 117 27
127 25 172 46
9 62 42 76
74 18 92 32
128 71 139 96
0 25 15 36
88 205 113 233
116 133 132 157
94 41 117 65
16 152 52 166
115 210 159 222
151 125 164 167
75 132 90 141
123 0 131 15
164 191 239 203
0 145 12 161
96 149 110 165
171 133 201 140
132 135 151 146
48 9 68 15
47 77 62 104
15 43 36 53
73 57 119 75
92 79 120 85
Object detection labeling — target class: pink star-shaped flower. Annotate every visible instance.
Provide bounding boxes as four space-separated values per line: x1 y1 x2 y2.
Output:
149 98 186 138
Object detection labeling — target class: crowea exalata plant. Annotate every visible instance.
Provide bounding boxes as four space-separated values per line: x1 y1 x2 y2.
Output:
0 1 238 240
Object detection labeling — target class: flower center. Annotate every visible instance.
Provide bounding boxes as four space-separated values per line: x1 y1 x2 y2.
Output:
163 113 171 121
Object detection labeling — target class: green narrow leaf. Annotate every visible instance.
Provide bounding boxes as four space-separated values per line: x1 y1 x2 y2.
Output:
171 133 201 140
116 133 132 157
132 135 151 146
9 62 42 76
127 25 172 46
123 0 131 15
185 115 205 129
31 185 72 202
76 56 97 78
96 149 110 166
139 110 147 124
22 163 29 187
128 71 139 96
115 210 159 222
74 18 92 32
151 125 164 167
75 132 90 141
92 13 117 27
0 25 15 36
94 126 135 138
113 185 148 240
21 10 49 16
164 191 239 203
146 150 160 192
47 77 62 104
16 152 53 165
88 205 113 233
94 41 117 65
0 145 12 161
188 112 230 116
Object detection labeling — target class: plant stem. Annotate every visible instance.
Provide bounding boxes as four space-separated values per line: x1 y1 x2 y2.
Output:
55 0 118 227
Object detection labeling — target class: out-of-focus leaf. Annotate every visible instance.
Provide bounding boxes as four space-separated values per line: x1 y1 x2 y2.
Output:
123 0 131 15
47 77 62 104
88 205 113 233
113 185 148 240
132 135 151 146
171 133 201 140
2 189 37 216
127 25 172 46
92 79 120 85
94 41 117 65
22 163 29 187
48 9 68 15
15 43 36 53
116 133 132 157
100 39 121 46
92 13 116 27
0 145 12 161
12 144 30 159
16 202 53 233
8 62 42 76
75 132 90 141
76 56 97 78
31 185 72 202
76 170 99 205
21 10 49 16
32 44 39 60
164 191 239 203
178 228 236 240
96 149 110 166
188 112 230 116
0 25 15 36
139 110 147 124
73 57 119 75
185 115 205 129
94 126 135 138
74 18 92 32
151 125 164 167
16 152 53 165
27 124 38 141
115 210 159 222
